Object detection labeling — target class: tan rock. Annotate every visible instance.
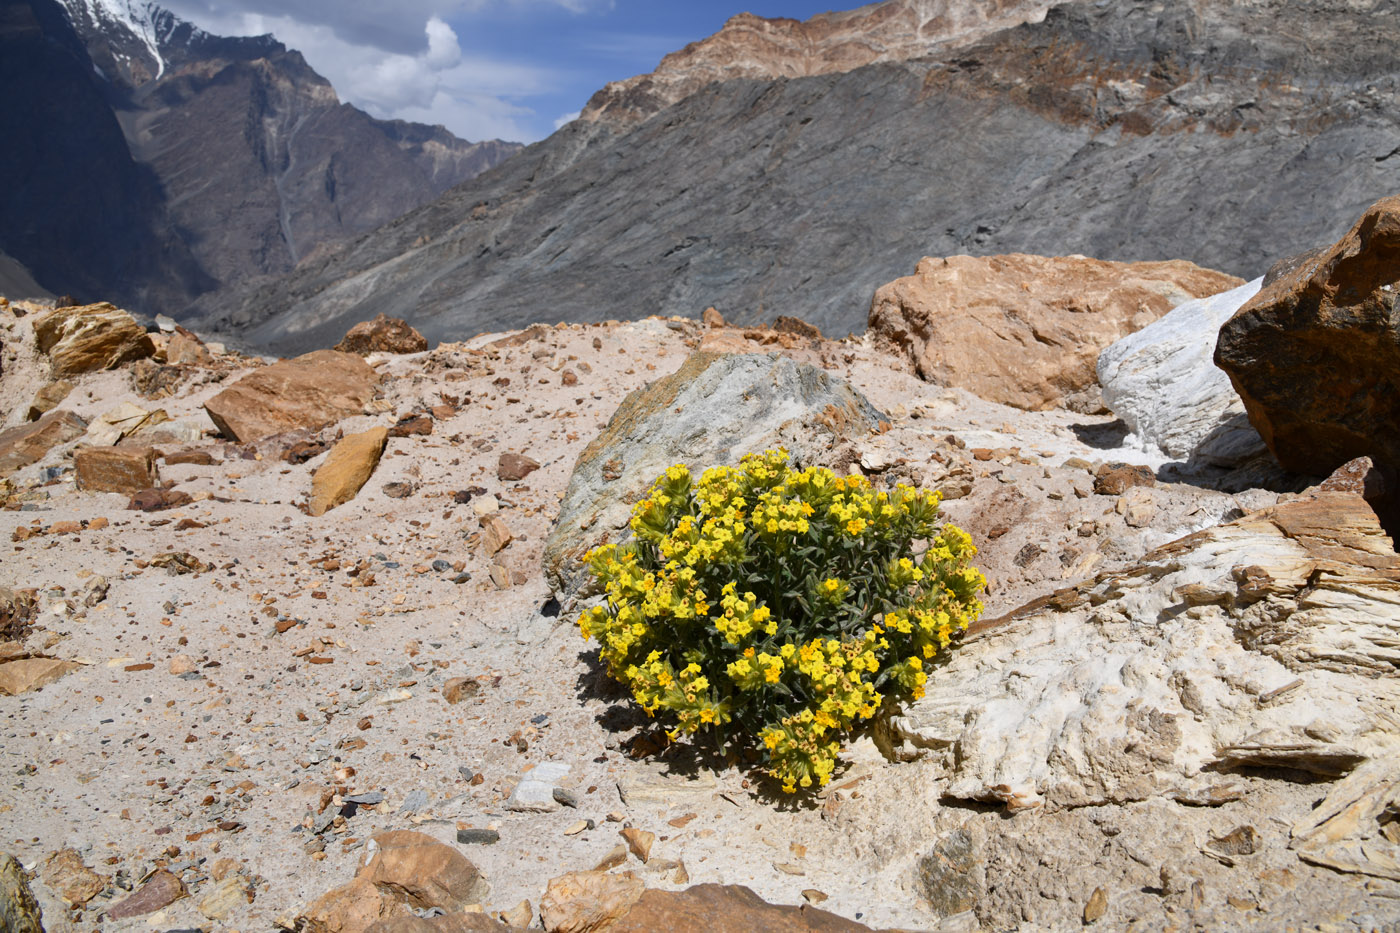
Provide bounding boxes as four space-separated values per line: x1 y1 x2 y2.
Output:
701 306 725 327
85 402 168 446
620 828 654 863
302 876 400 933
0 658 80 696
25 380 72 421
363 914 515 933
868 253 1243 410
166 327 210 366
335 314 429 356
0 853 44 933
538 870 644 933
0 409 87 477
481 517 512 555
204 350 381 443
41 848 106 907
310 428 389 517
605 884 879 932
31 302 155 377
198 875 249 920
74 446 159 494
443 677 480 705
357 830 487 912
169 654 197 675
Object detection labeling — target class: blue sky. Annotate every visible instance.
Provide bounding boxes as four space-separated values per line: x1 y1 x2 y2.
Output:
159 0 850 142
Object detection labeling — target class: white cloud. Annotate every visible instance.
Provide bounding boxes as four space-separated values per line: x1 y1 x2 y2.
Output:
424 16 461 69
553 109 581 129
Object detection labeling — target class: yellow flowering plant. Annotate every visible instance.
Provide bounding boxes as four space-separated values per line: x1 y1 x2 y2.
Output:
577 449 985 794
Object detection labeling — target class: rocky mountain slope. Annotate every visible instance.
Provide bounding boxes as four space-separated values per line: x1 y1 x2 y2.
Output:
204 0 1400 355
0 0 521 311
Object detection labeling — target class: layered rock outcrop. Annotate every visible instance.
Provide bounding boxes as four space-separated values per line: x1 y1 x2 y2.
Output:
1098 277 1265 464
882 490 1400 814
868 254 1241 410
32 302 155 377
1215 195 1400 477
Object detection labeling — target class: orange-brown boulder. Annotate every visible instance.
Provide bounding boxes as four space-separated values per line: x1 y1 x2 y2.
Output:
75 446 159 494
335 314 429 356
31 302 155 377
1215 195 1400 476
204 350 380 443
0 409 87 477
309 428 388 516
869 254 1243 410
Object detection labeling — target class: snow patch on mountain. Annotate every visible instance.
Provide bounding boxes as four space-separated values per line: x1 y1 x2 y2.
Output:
62 0 166 78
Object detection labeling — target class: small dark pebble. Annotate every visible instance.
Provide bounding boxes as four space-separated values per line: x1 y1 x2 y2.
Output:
382 561 400 569
457 766 476 782
432 559 452 572
344 792 385 805
452 572 472 585
552 788 579 808
456 828 500 845
531 714 549 725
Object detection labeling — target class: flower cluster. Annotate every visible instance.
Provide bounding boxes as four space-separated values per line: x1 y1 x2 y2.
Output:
577 449 985 793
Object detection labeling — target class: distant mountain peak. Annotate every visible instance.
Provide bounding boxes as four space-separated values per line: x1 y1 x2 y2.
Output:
61 0 167 80
582 0 1054 123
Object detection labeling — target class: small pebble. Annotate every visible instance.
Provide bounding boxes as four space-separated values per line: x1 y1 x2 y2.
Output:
552 787 579 808
456 828 500 845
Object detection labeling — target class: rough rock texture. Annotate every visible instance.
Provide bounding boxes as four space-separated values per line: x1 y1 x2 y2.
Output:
1215 195 1400 477
538 870 645 933
74 445 159 494
25 380 72 421
882 491 1400 809
1099 277 1265 464
581 0 1053 124
206 0 1400 354
868 254 1242 410
0 409 87 477
309 428 388 517
543 352 885 595
608 885 884 932
31 303 155 377
204 350 380 443
0 657 82 696
335 315 429 356
0 852 44 933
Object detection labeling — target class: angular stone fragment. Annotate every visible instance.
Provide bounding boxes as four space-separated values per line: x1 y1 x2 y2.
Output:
0 658 81 696
545 352 885 595
1093 462 1155 496
310 428 389 516
0 409 87 477
497 452 540 482
26 380 72 422
1291 755 1400 881
204 350 381 443
128 488 193 511
1216 195 1400 477
41 848 106 907
538 871 644 933
85 402 168 447
357 830 487 912
869 254 1242 410
165 327 211 366
75 446 159 494
31 302 155 377
335 314 429 356
0 852 44 933
104 868 185 920
481 517 512 555
918 827 982 917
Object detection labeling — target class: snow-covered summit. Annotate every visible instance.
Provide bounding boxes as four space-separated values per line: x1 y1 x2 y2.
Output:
61 0 169 79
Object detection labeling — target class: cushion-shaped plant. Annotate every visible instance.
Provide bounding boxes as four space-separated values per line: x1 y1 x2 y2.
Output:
577 449 985 793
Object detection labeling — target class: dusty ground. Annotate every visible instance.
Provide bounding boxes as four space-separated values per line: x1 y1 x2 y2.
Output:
6 305 1377 933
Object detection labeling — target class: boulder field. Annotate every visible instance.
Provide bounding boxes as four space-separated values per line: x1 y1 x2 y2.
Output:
1 219 1398 931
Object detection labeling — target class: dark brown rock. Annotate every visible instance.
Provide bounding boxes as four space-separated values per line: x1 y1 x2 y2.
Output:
1093 463 1156 496
0 409 87 477
336 314 429 356
128 487 194 511
204 350 380 443
104 868 185 920
388 414 434 438
1318 457 1390 501
75 446 159 494
283 439 331 465
165 448 219 466
497 452 540 482
1216 195 1400 476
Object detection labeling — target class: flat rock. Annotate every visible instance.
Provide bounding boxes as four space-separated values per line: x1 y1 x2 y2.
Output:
0 658 81 696
880 491 1400 809
616 772 718 808
104 868 185 920
85 402 168 447
0 409 87 477
544 352 885 595
75 446 159 494
1215 195 1400 477
357 830 487 912
204 350 380 443
41 848 105 908
507 762 571 813
309 428 389 517
31 302 155 377
335 314 429 356
1098 277 1267 464
868 253 1243 411
606 884 883 932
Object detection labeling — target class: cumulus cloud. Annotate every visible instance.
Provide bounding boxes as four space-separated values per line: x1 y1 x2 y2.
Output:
424 16 461 69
